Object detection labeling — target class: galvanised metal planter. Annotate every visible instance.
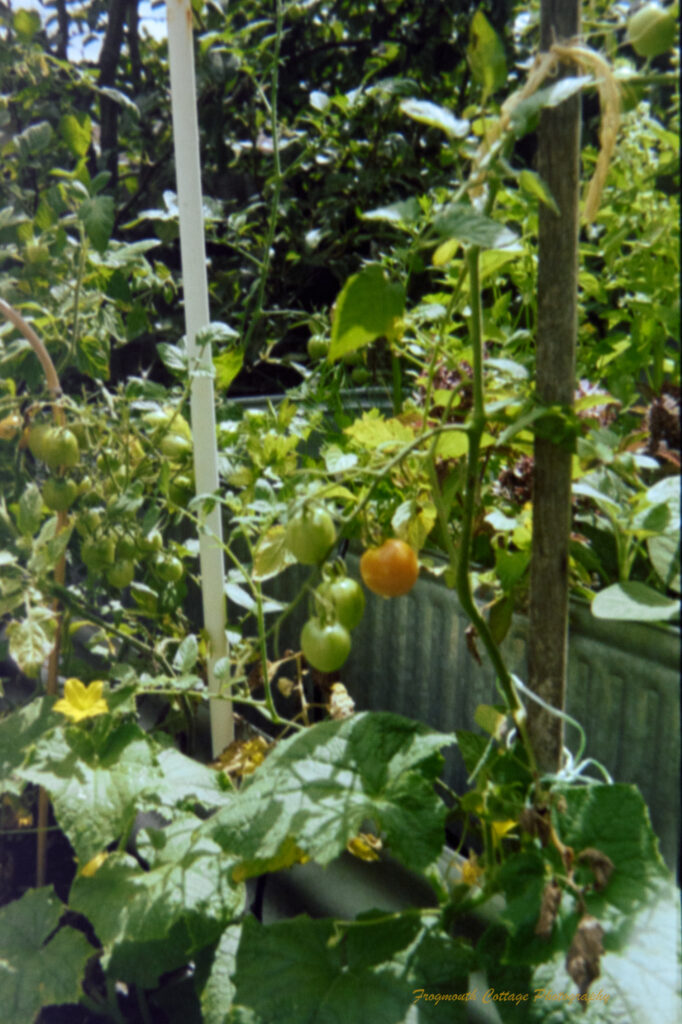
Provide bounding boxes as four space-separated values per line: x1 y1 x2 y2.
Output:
271 556 680 869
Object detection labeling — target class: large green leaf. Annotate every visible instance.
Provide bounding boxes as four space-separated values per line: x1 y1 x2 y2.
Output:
329 265 405 362
76 333 110 380
20 722 230 862
0 887 92 1024
0 696 60 795
13 7 41 41
232 915 473 1024
78 195 115 252
16 482 43 536
206 713 455 877
200 923 243 1024
515 878 682 1024
591 582 679 622
553 784 668 915
646 476 681 591
433 204 518 250
69 815 244 988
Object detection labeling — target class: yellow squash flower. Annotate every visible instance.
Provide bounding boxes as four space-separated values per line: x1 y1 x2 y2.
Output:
53 678 108 723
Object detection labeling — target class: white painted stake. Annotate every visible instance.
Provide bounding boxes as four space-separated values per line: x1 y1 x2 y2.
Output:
166 0 232 754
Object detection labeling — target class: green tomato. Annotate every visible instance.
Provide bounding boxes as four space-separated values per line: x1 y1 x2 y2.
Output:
317 577 365 631
143 406 192 441
115 534 138 560
628 3 676 57
139 529 164 555
81 535 116 572
43 477 79 512
351 366 370 386
167 473 194 507
301 617 351 673
160 432 193 459
41 427 80 471
307 335 329 361
27 422 52 461
154 553 184 583
107 560 135 589
285 506 336 565
75 508 103 538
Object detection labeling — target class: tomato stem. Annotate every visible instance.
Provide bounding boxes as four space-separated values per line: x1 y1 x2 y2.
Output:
437 246 539 778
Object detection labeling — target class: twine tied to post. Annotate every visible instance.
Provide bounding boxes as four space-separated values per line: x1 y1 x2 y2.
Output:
471 39 621 224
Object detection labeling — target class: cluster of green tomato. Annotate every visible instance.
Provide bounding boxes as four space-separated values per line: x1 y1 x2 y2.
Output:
26 410 188 595
284 504 420 673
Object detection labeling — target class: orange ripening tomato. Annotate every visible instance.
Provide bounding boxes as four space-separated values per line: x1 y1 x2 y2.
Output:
360 538 419 598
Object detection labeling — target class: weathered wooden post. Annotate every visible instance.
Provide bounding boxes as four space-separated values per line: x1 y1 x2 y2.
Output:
527 0 581 771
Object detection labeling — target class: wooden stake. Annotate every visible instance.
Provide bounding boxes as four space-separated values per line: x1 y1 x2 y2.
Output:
527 0 581 772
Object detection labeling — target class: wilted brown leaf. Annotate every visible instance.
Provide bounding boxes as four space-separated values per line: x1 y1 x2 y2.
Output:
577 847 614 892
519 806 551 845
535 879 562 939
566 915 604 1005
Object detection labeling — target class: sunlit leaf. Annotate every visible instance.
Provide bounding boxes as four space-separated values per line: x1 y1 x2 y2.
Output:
0 887 92 1021
329 265 405 362
467 11 507 100
591 582 679 622
59 113 92 158
433 204 518 250
79 195 115 252
399 98 469 139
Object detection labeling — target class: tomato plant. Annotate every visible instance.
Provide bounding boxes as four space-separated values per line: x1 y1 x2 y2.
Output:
360 539 419 598
285 506 337 565
300 616 351 672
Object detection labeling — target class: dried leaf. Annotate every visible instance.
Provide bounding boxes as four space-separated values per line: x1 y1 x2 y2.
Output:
346 832 382 861
535 879 562 939
247 661 263 692
458 853 484 887
277 676 296 698
213 736 271 781
465 624 482 665
577 847 614 892
566 914 604 1002
519 806 551 845
328 682 355 720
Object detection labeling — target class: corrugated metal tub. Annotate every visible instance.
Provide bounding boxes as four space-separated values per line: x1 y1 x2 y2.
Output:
270 556 680 870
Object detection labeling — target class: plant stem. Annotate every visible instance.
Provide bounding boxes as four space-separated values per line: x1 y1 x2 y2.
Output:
254 580 283 724
68 227 88 368
242 0 284 363
446 248 537 775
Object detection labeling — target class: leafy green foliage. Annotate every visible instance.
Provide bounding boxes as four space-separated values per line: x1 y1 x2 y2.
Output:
0 887 93 1024
206 713 455 876
0 3 678 1021
232 915 473 1024
69 815 244 987
27 722 227 861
